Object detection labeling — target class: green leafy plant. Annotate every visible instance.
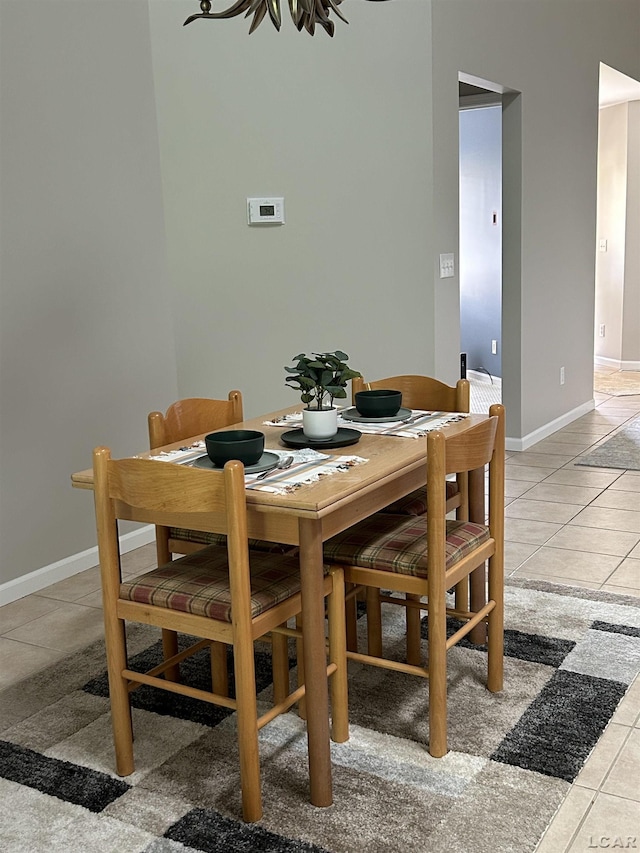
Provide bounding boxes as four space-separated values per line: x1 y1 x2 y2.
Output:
284 351 362 410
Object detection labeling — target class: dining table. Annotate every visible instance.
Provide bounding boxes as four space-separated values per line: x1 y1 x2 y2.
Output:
71 404 491 809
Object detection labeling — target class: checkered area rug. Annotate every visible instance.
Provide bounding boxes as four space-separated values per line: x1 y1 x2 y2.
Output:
1 582 639 853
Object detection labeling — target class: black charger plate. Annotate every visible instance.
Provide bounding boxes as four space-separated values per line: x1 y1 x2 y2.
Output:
192 451 279 474
280 428 361 449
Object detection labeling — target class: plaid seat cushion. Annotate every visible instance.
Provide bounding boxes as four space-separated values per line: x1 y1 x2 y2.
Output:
323 513 489 578
169 527 295 555
380 481 459 516
120 546 302 621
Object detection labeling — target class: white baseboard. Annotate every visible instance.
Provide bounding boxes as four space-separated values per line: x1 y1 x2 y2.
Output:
594 356 640 371
505 399 596 451
0 525 156 606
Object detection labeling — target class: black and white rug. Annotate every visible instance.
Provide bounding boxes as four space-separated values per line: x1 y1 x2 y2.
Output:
1 580 639 853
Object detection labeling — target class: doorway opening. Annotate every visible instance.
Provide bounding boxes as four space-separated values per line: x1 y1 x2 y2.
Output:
459 78 503 414
594 63 640 393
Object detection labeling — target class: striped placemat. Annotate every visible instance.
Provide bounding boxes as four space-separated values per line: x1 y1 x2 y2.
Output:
244 451 368 494
264 410 469 438
146 444 368 494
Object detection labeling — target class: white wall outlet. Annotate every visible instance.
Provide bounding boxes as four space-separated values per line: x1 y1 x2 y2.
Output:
491 339 498 355
439 253 455 278
560 366 565 385
599 324 606 337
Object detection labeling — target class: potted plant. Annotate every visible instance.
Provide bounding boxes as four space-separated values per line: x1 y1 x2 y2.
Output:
285 351 362 439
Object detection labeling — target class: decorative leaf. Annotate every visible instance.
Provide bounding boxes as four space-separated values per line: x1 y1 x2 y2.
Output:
248 2 268 31
303 11 315 34
341 368 362 380
326 0 348 25
265 0 282 29
326 386 347 399
288 0 301 25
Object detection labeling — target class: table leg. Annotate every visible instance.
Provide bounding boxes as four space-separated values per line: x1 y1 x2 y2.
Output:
298 518 333 807
468 466 488 644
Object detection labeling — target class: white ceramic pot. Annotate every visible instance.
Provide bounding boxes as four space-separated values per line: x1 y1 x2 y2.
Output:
302 406 338 440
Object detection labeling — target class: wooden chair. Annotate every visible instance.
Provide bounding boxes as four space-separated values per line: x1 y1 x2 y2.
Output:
350 375 471 658
352 375 470 517
149 392 295 560
149 393 244 561
148 392 296 687
148 392 244 451
93 447 348 822
324 404 504 757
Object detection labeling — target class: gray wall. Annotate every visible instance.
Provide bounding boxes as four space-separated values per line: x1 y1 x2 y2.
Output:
0 0 179 588
1 0 639 597
148 0 435 417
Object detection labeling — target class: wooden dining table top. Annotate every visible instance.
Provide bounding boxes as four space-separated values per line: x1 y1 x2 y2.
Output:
71 404 489 520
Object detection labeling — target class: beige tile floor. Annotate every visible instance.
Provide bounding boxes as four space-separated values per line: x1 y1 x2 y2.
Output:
1 373 639 851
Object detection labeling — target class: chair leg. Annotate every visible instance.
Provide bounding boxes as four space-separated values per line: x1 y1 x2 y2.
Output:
210 642 229 697
366 587 383 657
487 554 504 692
405 593 422 666
271 623 290 705
345 583 359 652
106 618 135 776
233 635 262 822
328 567 349 743
454 578 469 613
156 528 181 683
295 613 307 721
427 595 448 758
162 629 181 682
454 488 470 614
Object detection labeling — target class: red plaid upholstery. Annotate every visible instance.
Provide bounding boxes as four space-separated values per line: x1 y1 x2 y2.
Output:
120 546 303 621
380 481 459 516
169 527 295 555
323 513 489 578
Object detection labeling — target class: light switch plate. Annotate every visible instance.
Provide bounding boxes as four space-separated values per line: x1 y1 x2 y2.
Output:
439 253 455 278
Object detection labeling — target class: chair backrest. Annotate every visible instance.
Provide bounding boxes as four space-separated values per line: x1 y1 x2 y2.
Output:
352 375 469 413
148 392 244 450
93 447 249 588
426 404 505 518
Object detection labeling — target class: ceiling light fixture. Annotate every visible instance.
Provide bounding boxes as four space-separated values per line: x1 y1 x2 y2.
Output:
183 0 349 37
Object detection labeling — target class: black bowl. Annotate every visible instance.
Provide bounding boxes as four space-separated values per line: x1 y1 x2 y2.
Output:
205 430 265 467
354 389 403 418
